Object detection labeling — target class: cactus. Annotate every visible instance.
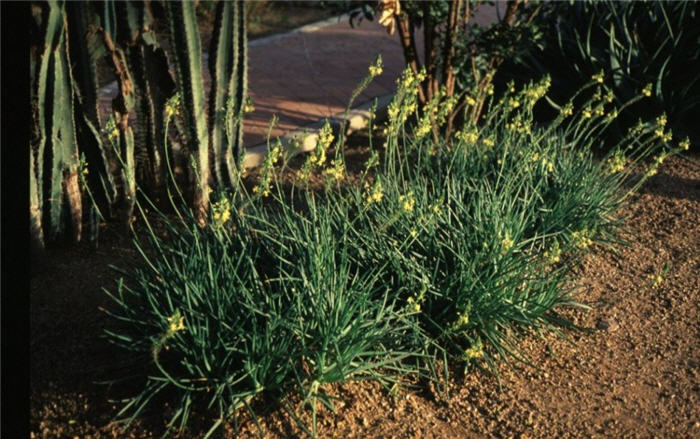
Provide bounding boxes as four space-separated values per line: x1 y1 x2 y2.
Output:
100 10 137 228
209 0 247 187
166 0 211 222
117 0 176 194
31 0 83 244
30 0 250 246
66 1 116 218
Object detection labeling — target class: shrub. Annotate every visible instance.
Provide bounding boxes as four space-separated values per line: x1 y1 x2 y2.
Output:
103 66 683 436
497 0 700 145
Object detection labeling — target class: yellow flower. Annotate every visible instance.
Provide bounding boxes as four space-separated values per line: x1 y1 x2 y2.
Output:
243 97 255 114
406 296 420 312
651 273 664 289
606 151 626 174
679 137 690 151
455 312 470 327
456 127 479 144
398 192 416 213
501 237 514 251
108 128 119 142
508 98 520 109
543 242 561 264
571 230 593 249
323 159 345 185
582 108 592 119
591 71 605 84
464 339 483 360
465 96 476 106
642 83 653 97
410 229 418 238
164 93 182 120
414 117 432 139
500 232 514 254
368 57 384 76
543 158 554 174
656 114 667 127
167 312 185 333
663 131 673 143
365 181 384 204
654 152 668 166
482 137 495 147
561 104 573 117
211 197 232 227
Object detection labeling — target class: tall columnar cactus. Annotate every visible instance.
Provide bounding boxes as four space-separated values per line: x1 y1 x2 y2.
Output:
66 1 116 219
166 0 211 222
32 0 83 244
30 0 250 247
209 0 248 187
101 17 137 229
116 0 175 194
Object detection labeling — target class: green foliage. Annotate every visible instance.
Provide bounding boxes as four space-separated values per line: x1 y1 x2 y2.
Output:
498 0 700 143
104 65 682 436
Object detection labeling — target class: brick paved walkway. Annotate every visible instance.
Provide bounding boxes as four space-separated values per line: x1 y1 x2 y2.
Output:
244 5 498 147
244 16 412 147
98 6 498 153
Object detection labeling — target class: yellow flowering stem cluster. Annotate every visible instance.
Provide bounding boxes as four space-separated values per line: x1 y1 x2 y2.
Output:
166 311 185 335
464 338 484 360
653 114 672 142
571 229 593 250
363 180 384 205
500 232 515 256
606 151 627 174
406 296 421 313
242 97 255 114
543 242 561 265
397 67 427 94
451 310 470 331
164 92 182 121
454 126 479 144
323 159 345 188
368 56 384 77
298 122 334 184
253 143 282 197
398 191 416 213
104 116 120 143
211 197 232 228
505 116 531 135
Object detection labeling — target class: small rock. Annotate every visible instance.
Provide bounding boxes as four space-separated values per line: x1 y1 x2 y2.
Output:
596 318 619 332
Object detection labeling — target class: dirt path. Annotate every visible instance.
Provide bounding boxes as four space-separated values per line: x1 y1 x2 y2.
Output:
30 152 700 438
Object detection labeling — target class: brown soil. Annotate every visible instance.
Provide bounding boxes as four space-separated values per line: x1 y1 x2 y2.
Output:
30 145 700 438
